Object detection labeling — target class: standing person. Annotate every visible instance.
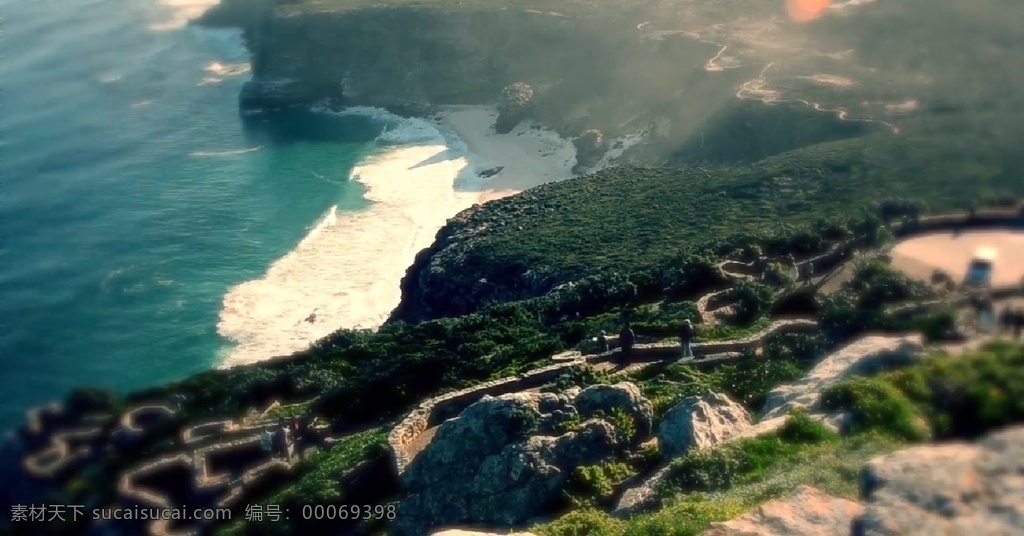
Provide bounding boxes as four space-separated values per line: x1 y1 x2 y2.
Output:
787 254 799 281
969 292 985 332
755 255 770 282
290 416 303 459
596 331 609 353
275 418 291 461
999 307 1012 334
979 294 996 333
260 427 274 457
618 323 635 365
1014 308 1024 340
802 261 815 284
679 319 695 360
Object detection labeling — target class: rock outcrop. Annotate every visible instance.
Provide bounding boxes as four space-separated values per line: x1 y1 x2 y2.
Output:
495 82 535 134
573 383 654 444
394 385 651 535
572 129 609 172
853 425 1024 535
614 335 926 519
658 391 751 459
759 334 927 420
700 485 863 536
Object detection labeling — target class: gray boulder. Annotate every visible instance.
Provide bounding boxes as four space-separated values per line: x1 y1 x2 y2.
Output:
573 382 654 443
658 391 751 459
700 485 862 536
495 82 535 133
760 334 926 420
853 425 1024 535
394 386 651 536
611 463 671 518
402 392 566 490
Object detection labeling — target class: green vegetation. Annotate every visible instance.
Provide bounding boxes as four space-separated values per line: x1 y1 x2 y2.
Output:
271 427 387 504
415 130 1024 321
535 417 899 536
536 343 1024 536
823 341 1024 440
818 258 948 342
216 427 389 536
659 412 839 496
632 338 818 418
568 461 635 506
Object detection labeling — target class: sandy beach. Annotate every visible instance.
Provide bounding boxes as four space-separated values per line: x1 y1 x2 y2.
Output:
890 230 1024 287
436 105 578 203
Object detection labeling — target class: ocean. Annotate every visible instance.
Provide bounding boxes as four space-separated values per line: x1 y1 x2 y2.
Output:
0 0 485 429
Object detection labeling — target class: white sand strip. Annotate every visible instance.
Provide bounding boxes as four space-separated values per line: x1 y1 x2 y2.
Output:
436 105 578 202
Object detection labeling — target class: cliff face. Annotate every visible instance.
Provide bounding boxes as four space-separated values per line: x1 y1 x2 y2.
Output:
212 2 735 139
243 8 570 110
201 1 885 324
389 193 560 324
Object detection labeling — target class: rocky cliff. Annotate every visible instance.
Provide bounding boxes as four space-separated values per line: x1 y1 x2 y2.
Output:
200 0 758 141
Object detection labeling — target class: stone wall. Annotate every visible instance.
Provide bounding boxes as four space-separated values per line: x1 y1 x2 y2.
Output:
386 318 819 479
387 360 586 477
893 208 1023 238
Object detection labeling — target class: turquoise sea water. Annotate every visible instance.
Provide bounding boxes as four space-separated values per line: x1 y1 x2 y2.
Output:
0 0 413 428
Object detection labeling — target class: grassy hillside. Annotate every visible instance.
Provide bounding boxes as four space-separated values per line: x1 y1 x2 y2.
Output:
478 130 1023 281
394 116 1024 323
535 341 1024 536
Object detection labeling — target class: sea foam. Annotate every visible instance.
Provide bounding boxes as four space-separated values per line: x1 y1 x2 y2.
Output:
217 110 482 368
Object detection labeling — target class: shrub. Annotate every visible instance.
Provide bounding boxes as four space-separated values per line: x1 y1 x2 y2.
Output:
568 461 634 504
591 407 637 443
822 343 1024 441
888 342 1024 439
777 410 839 444
906 307 958 342
710 358 807 410
820 377 929 441
551 365 611 392
729 280 775 325
662 448 741 493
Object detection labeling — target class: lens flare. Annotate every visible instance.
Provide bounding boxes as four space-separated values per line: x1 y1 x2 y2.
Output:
786 0 833 22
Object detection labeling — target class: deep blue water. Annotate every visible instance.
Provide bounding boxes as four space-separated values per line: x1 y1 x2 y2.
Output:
0 0 386 428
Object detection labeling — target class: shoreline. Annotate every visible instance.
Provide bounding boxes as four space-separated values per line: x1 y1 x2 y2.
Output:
434 104 579 204
217 104 584 369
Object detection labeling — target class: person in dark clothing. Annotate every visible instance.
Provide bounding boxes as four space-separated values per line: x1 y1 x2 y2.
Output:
1014 308 1024 340
801 261 815 284
999 308 1012 334
618 323 635 364
755 255 770 281
679 319 695 359
291 416 304 459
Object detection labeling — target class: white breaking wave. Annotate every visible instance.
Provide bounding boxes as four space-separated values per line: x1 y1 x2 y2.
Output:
217 110 483 368
190 146 263 157
204 61 250 77
198 62 251 85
